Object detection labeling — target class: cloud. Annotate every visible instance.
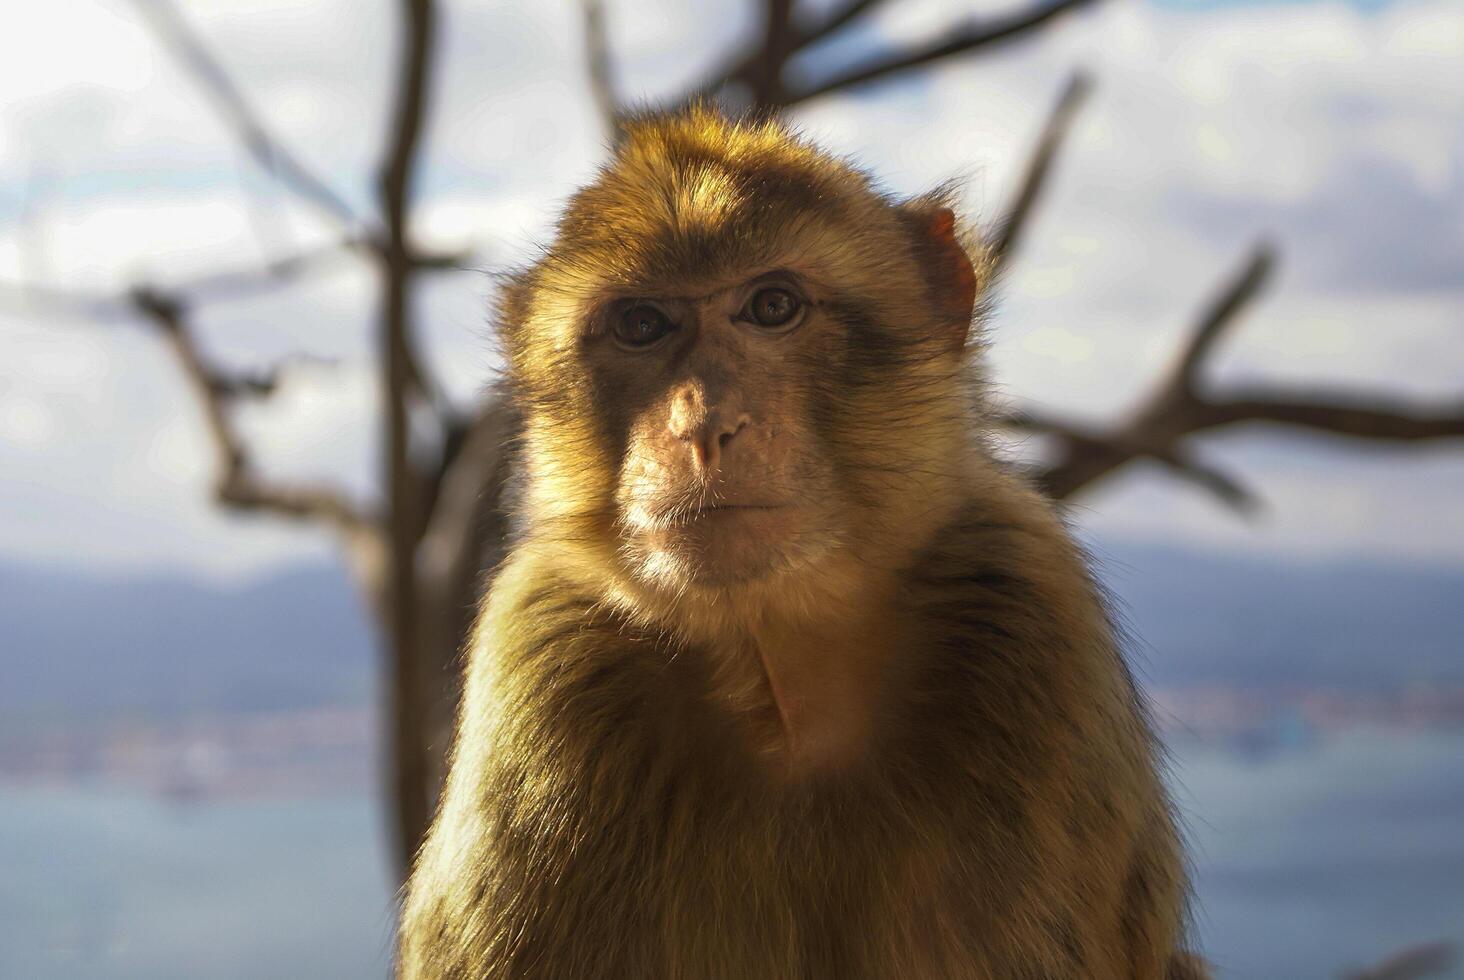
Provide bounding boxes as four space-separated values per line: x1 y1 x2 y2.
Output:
1172 154 1464 291
0 309 340 580
0 0 1460 580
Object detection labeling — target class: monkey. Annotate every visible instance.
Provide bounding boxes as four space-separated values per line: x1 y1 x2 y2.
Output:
398 106 1205 979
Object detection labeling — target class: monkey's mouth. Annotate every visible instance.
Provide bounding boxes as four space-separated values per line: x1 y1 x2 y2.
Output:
664 503 787 525
622 501 809 587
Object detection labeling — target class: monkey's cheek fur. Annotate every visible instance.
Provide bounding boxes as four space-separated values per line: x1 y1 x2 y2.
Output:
628 506 810 588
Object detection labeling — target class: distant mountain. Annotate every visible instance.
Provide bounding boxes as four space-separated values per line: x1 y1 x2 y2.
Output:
1 543 1461 728
1090 540 1464 690
0 560 375 727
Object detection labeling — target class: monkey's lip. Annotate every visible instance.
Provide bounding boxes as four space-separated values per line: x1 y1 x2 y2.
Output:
662 503 789 524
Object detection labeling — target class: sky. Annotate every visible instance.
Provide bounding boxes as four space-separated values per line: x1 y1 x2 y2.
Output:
0 0 1461 583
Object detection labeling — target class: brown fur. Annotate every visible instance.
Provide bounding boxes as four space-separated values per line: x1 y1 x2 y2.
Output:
399 107 1205 979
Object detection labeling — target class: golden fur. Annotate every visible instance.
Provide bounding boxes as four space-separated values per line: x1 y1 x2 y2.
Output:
399 107 1203 978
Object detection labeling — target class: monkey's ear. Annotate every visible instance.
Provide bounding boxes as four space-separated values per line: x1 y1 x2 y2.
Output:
903 205 978 348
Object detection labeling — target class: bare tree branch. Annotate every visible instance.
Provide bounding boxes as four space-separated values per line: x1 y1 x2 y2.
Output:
990 71 1092 275
580 0 624 143
25 0 1459 901
232 152 301 261
377 0 440 878
1004 407 1261 514
696 0 892 104
0 236 473 323
1198 391 1464 442
127 0 361 231
206 352 339 399
1176 241 1275 390
127 0 477 435
416 395 521 802
166 237 367 304
1010 244 1464 503
124 286 385 605
192 234 471 431
0 281 133 323
782 0 1100 107
0 269 343 353
746 0 798 106
1150 446 1261 514
797 0 890 46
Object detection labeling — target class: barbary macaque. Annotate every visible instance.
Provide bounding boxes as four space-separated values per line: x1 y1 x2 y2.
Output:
399 107 1205 979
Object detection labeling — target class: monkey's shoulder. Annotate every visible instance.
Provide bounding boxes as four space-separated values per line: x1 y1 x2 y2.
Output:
906 490 1114 648
892 491 1152 761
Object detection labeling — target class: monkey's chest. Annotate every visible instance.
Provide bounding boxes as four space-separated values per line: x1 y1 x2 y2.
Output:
494 789 967 978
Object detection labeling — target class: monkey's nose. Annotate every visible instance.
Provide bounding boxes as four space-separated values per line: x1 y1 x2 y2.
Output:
690 414 750 474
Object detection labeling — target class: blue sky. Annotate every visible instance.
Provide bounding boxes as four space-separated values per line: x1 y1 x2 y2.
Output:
0 0 1461 582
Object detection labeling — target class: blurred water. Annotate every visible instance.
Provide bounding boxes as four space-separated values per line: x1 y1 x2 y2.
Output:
1175 727 1464 979
2 729 1461 979
0 788 396 980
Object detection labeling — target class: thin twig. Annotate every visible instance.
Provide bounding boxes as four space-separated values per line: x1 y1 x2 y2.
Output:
125 285 382 561
1151 446 1260 513
580 0 624 143
0 280 133 322
782 0 1101 107
170 237 366 303
696 0 893 104
206 351 340 399
1176 242 1275 391
1 239 373 317
990 71 1092 275
127 0 361 231
182 237 474 307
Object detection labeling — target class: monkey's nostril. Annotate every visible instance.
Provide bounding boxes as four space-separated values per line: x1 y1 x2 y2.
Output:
718 419 748 450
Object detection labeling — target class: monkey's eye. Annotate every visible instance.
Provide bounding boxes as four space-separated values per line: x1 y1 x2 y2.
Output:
742 287 803 330
612 304 674 348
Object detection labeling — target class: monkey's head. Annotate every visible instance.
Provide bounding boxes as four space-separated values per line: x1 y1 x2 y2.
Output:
502 108 989 611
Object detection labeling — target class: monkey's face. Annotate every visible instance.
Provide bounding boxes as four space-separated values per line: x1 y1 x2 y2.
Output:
590 270 846 588
515 249 973 598
505 110 983 601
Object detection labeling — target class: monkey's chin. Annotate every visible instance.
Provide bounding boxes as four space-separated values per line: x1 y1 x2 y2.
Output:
626 506 809 591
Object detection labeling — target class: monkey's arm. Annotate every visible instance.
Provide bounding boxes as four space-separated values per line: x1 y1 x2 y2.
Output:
903 479 1198 979
400 551 681 980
